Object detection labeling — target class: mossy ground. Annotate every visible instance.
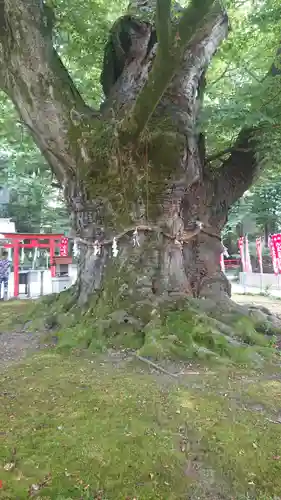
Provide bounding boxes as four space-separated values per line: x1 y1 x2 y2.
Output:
0 292 279 369
0 300 34 333
1 301 281 498
2 350 281 498
36 294 278 369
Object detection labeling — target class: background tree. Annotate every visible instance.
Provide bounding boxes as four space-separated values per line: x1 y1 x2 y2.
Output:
223 171 281 257
0 93 68 234
0 155 68 234
0 0 281 327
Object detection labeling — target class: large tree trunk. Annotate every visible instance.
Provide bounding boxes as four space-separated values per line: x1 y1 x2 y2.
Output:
65 1 244 307
0 0 267 315
73 182 230 307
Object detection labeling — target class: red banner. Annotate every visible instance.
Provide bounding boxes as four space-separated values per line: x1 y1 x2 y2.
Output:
245 235 252 272
220 253 225 273
269 235 279 275
255 237 263 273
238 236 246 271
60 237 68 257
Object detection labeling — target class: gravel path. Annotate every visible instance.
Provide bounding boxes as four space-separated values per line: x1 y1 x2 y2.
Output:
0 330 41 369
233 293 281 315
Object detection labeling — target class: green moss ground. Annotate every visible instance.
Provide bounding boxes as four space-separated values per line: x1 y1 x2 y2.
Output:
2 353 281 498
1 302 281 498
0 301 34 333
15 291 277 368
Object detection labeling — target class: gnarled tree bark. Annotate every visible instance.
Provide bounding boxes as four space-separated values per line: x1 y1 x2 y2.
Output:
0 0 272 316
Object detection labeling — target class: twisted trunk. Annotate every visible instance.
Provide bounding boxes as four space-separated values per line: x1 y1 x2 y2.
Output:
65 3 248 307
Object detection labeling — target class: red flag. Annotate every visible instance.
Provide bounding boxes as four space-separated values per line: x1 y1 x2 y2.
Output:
269 235 279 275
238 236 246 271
256 237 263 274
271 233 281 272
245 235 252 272
220 253 225 273
60 237 68 257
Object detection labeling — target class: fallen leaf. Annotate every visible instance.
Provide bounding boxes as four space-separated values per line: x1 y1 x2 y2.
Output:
29 483 40 496
28 473 51 497
273 455 281 460
149 473 154 480
4 463 15 471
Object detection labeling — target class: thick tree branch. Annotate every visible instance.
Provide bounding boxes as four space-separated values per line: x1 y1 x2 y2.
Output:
213 128 258 208
206 145 252 164
120 0 223 140
211 39 281 208
155 0 171 57
0 0 98 182
206 147 233 164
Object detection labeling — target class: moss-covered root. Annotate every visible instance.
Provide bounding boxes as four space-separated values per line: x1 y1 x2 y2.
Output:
50 295 279 367
25 289 279 367
135 297 277 367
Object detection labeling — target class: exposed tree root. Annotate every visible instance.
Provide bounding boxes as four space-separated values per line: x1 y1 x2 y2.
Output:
33 291 281 368
134 354 179 377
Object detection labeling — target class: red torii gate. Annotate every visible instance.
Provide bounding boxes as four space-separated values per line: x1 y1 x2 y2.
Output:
2 233 66 297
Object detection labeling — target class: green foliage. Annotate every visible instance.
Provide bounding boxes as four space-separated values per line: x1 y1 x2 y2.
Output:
0 93 68 233
54 0 127 106
204 0 281 164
